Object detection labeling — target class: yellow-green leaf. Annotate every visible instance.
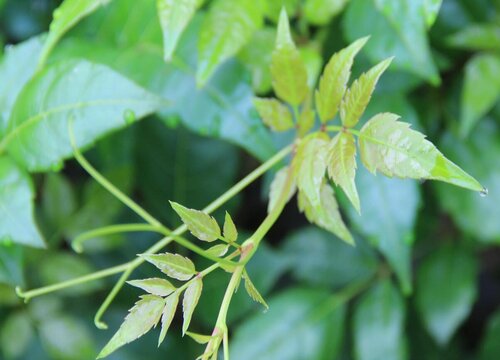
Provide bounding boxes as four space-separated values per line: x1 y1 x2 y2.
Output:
270 8 308 105
127 278 176 297
328 132 360 213
359 113 483 192
315 37 369 123
206 244 230 257
182 277 203 335
158 293 179 346
186 331 214 344
97 295 164 358
170 201 221 242
340 57 392 128
253 97 294 131
298 183 354 245
223 212 238 243
297 96 315 137
268 166 297 213
157 0 198 61
141 253 196 281
243 270 268 309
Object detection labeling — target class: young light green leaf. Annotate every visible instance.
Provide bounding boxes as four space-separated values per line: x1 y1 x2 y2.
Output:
206 244 230 257
303 0 349 25
293 135 329 208
315 37 368 123
268 166 297 213
182 277 203 335
2 59 164 171
327 132 360 213
340 57 392 128
98 295 164 358
253 97 294 131
297 96 315 137
270 8 309 105
186 331 214 344
170 201 221 242
359 113 484 192
40 0 111 67
447 24 500 52
460 54 500 137
157 0 198 61
298 183 354 245
420 0 442 28
197 0 263 86
141 253 196 281
0 156 45 248
223 212 238 243
158 293 179 346
127 278 176 297
243 271 268 309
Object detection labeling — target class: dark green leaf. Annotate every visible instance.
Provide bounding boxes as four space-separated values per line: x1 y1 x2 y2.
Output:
479 308 500 360
447 24 500 51
0 311 33 359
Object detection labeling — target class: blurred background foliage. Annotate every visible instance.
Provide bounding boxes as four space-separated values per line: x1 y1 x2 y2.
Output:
1 0 500 359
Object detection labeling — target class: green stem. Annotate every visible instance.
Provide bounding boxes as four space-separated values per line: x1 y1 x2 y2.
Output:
72 224 162 253
223 328 229 360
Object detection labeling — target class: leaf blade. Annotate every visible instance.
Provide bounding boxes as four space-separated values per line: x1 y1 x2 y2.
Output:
182 277 203 335
141 253 196 281
223 212 238 243
127 278 176 297
170 201 221 242
158 293 179 346
253 97 294 131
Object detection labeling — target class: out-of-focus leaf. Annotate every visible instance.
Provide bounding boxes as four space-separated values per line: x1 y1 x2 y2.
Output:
0 244 23 286
416 246 477 346
0 157 44 247
170 201 221 242
231 288 345 360
141 253 196 281
158 293 179 346
243 271 268 309
299 44 323 89
304 0 349 25
127 278 176 297
41 173 76 233
157 0 198 61
346 166 419 294
268 166 296 213
2 59 164 171
282 227 378 288
271 8 309 106
435 120 500 243
418 0 443 28
98 295 164 358
460 54 500 137
182 277 203 335
447 24 500 51
223 212 238 243
0 311 33 359
197 0 263 86
353 279 406 360
253 97 294 131
185 331 213 344
479 309 500 360
264 0 300 23
359 113 483 192
343 0 439 84
0 36 43 135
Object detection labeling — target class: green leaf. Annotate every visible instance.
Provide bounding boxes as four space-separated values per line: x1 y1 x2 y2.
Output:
253 97 294 131
41 173 76 233
158 293 179 346
270 8 309 105
243 270 268 309
315 36 368 123
40 0 111 66
0 311 33 359
197 0 263 86
141 253 196 281
460 54 500 137
353 279 406 360
416 246 477 346
359 113 484 192
127 278 176 297
206 244 230 257
2 59 164 171
343 0 439 84
231 288 346 360
263 0 300 23
186 331 214 344
298 183 354 245
419 0 442 28
293 135 328 208
0 36 43 135
268 166 296 213
0 244 24 286
297 96 315 137
447 24 500 51
0 157 44 247
98 295 165 358
182 277 203 335
327 132 360 213
303 0 349 25
223 212 238 243
479 309 500 360
157 0 198 61
346 165 419 294
170 201 221 242
340 57 392 128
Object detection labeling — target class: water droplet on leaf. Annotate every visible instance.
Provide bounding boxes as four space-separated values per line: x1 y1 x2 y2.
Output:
123 109 136 125
480 188 488 197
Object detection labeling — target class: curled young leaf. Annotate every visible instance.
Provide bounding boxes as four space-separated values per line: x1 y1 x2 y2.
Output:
186 331 214 344
98 295 165 358
182 277 203 335
340 57 392 128
358 113 483 192
170 201 221 242
268 166 297 213
141 253 196 281
223 212 238 243
127 278 176 297
158 293 179 346
243 270 268 309
253 97 294 131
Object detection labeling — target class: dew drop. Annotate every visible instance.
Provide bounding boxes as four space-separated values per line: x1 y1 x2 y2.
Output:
480 188 488 198
123 109 136 125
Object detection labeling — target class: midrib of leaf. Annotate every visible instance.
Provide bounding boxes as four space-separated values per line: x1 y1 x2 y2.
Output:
0 98 151 153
